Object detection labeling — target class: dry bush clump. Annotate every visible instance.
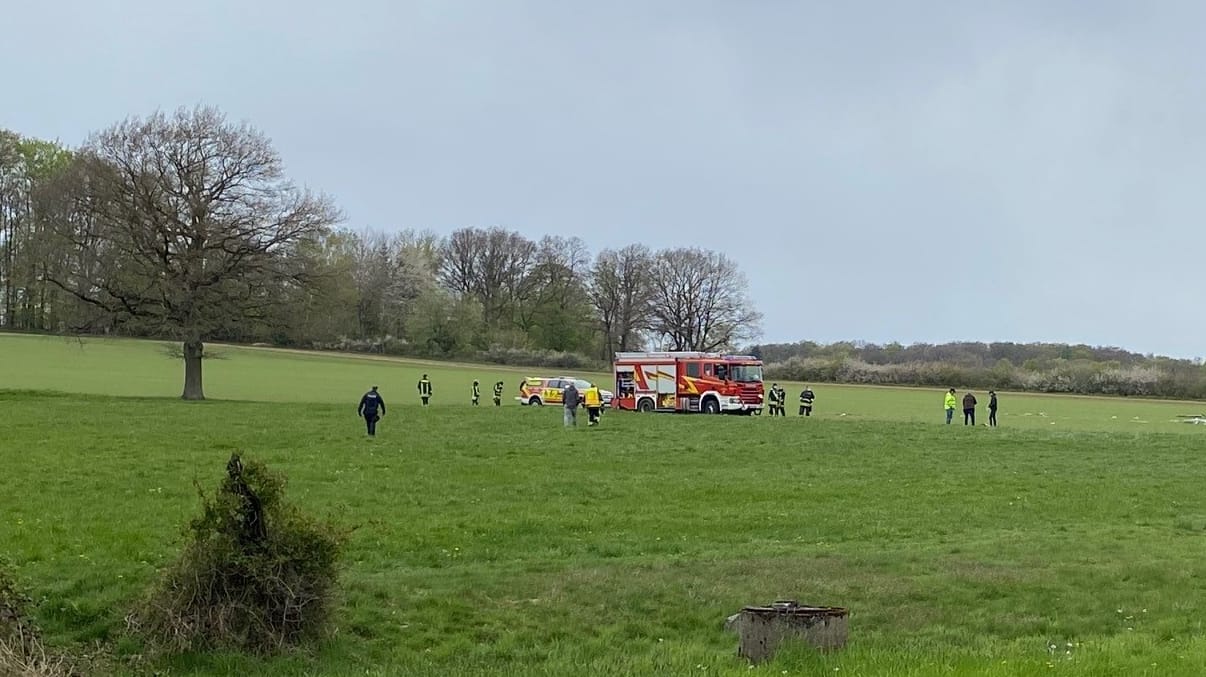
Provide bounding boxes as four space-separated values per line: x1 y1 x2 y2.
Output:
0 633 74 677
128 454 345 654
0 559 74 677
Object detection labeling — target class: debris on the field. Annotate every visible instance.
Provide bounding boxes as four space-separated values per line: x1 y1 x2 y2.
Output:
730 600 847 663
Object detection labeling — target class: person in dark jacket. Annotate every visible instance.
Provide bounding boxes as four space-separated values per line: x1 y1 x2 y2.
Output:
357 386 385 436
418 374 432 406
768 384 781 416
562 382 580 427
963 391 977 426
799 386 815 416
493 381 504 406
988 390 998 427
472 380 480 406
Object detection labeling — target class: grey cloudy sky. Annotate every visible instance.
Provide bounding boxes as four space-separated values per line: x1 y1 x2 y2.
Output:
5 1 1204 357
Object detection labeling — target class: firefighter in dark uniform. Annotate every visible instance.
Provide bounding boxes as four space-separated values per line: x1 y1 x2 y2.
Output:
493 381 504 406
418 374 432 406
472 380 480 406
776 384 787 416
768 383 781 416
357 386 385 436
799 386 815 416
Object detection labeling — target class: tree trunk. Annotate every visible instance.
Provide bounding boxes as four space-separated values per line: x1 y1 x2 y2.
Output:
37 263 48 331
1 218 11 328
734 601 848 663
182 338 205 400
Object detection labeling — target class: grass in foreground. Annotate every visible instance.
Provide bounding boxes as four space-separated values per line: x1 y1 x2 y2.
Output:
3 386 1206 675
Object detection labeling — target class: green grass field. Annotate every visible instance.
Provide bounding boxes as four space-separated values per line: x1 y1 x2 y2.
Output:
3 334 1206 675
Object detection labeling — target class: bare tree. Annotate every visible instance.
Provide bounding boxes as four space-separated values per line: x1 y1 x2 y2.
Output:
44 106 340 399
514 235 593 350
517 236 585 326
344 229 429 339
437 226 536 328
647 247 762 352
391 228 442 278
588 244 654 359
527 236 590 308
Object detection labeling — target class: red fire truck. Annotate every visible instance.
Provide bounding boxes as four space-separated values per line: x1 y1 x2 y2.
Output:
612 351 765 414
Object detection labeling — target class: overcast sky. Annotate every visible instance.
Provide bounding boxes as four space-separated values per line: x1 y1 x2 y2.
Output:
4 1 1204 358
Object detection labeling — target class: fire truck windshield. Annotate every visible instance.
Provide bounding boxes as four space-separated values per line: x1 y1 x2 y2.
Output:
729 365 763 383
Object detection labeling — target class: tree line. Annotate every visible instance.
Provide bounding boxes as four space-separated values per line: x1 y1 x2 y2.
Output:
0 106 762 398
753 340 1206 400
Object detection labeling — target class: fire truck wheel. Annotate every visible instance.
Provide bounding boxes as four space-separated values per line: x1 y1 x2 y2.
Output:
529 396 543 406
637 398 654 413
701 397 720 414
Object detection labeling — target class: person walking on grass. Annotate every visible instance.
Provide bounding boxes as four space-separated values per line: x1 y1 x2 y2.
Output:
963 391 977 426
768 383 781 416
944 388 957 424
357 386 385 437
563 381 580 427
798 386 815 416
584 383 603 426
472 380 480 406
418 374 432 406
493 381 504 406
988 390 998 427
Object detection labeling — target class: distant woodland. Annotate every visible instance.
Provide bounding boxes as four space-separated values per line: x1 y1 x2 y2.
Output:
752 340 1206 400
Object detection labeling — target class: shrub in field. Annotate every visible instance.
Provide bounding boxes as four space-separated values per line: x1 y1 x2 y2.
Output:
130 454 345 654
0 558 75 677
0 557 37 660
0 635 75 677
0 558 31 638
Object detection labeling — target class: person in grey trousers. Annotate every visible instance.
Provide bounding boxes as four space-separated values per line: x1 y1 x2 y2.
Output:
563 382 580 427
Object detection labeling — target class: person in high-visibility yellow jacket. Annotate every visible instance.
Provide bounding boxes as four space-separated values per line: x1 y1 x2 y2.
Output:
944 388 957 425
584 384 603 426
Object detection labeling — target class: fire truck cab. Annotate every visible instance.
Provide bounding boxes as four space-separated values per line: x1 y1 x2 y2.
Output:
612 351 764 415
